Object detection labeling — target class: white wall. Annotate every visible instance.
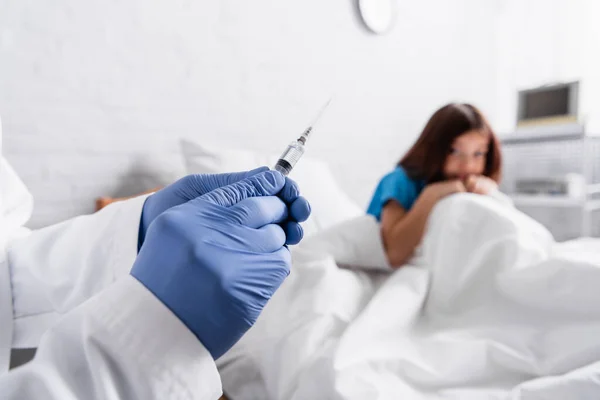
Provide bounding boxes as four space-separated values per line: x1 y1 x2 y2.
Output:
493 0 599 134
0 0 506 227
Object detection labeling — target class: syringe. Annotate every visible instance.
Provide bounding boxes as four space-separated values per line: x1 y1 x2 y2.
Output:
273 98 332 176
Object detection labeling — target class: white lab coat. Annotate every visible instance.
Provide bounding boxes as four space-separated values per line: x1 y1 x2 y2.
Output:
0 117 222 399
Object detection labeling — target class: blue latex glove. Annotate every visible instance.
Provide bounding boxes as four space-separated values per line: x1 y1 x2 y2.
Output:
131 170 305 359
139 167 310 247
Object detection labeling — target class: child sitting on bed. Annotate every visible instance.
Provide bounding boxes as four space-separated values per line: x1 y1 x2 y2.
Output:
367 103 503 268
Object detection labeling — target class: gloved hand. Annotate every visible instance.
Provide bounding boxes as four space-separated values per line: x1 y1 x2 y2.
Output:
131 170 307 359
139 167 310 247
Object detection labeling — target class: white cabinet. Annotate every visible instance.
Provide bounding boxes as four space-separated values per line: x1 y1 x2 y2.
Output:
501 132 600 239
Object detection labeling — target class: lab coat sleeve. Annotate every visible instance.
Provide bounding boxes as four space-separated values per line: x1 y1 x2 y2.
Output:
8 195 149 349
0 275 223 400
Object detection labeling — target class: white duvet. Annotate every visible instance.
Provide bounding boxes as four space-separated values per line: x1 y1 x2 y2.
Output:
218 193 600 400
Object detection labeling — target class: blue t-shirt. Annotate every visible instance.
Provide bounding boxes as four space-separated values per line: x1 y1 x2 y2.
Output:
366 167 426 221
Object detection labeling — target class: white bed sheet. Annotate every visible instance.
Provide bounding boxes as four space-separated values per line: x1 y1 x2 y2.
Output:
218 193 600 400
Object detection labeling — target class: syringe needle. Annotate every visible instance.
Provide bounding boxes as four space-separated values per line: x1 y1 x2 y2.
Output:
311 97 333 128
274 97 333 175
300 97 333 142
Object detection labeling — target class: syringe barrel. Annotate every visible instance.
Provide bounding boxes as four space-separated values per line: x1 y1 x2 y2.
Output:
273 141 305 176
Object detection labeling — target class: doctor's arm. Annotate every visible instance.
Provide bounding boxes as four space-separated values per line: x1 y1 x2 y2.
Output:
1 171 310 399
1 276 223 400
7 195 148 348
7 168 274 349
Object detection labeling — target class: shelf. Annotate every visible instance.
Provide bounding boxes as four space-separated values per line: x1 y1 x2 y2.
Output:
510 195 585 207
588 184 600 195
586 200 600 211
510 195 600 211
500 132 585 144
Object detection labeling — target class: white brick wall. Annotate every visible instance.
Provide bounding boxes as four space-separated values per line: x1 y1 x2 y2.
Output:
0 0 504 228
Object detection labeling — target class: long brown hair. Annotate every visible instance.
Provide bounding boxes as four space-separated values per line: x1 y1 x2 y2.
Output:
399 103 502 183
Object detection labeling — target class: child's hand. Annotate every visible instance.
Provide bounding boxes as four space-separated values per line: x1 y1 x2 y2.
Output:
464 175 498 195
422 180 467 204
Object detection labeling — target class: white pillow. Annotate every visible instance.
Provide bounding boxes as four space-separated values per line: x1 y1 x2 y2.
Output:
180 139 363 237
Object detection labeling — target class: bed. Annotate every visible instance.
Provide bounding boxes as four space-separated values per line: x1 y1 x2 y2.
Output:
102 140 600 399
214 193 600 399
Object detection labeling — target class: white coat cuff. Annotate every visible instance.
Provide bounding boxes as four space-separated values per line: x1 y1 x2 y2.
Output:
107 195 150 278
91 275 222 399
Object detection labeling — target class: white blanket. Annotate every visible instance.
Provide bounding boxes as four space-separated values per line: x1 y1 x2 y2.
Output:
218 193 600 400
